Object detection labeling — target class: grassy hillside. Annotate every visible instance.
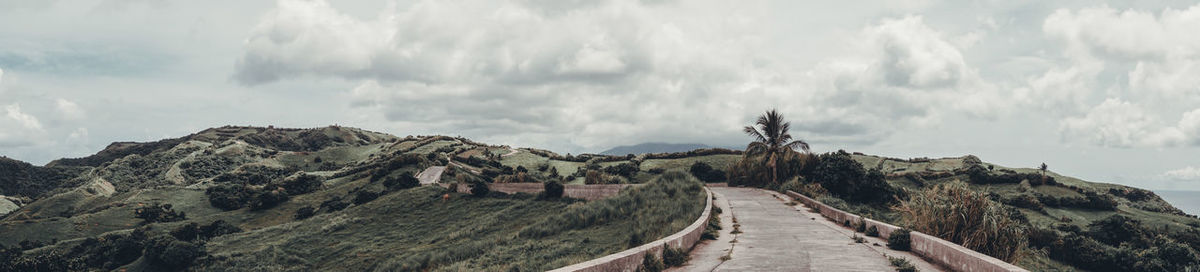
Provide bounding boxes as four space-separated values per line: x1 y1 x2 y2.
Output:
803 152 1200 271
0 126 711 271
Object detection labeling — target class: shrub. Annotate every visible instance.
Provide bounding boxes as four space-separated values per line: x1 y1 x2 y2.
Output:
143 235 204 270
866 225 880 237
638 252 665 272
384 173 420 191
1088 215 1146 246
779 177 804 193
249 187 289 210
200 220 242 238
603 162 639 178
802 151 894 204
134 203 186 223
542 181 564 199
170 220 242 242
888 256 919 272
282 173 323 195
170 222 203 241
662 246 689 267
470 181 490 197
295 206 316 220
888 228 912 251
894 181 1026 262
494 172 531 183
353 189 381 205
689 161 725 183
206 184 253 211
702 205 722 240
320 196 349 212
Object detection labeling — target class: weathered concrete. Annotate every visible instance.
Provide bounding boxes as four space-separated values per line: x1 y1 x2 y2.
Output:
416 166 446 184
786 191 1026 272
550 188 713 272
707 187 908 272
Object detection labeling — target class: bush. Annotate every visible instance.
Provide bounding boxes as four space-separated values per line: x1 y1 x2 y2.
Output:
866 225 880 237
282 173 323 195
200 220 242 238
702 205 722 240
894 181 1026 262
888 228 912 251
134 203 186 223
170 220 242 242
384 173 420 191
662 246 689 267
295 206 316 220
888 256 919 272
143 235 205 270
638 252 665 272
689 161 725 183
542 181 564 199
803 151 894 204
320 196 349 212
1088 215 1146 246
249 187 289 210
353 189 381 205
206 184 254 211
470 181 490 197
603 162 639 178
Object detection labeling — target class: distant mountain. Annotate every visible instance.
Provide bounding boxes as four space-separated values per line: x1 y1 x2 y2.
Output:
600 142 714 155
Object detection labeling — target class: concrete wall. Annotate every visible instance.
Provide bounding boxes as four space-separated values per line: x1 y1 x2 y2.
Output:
441 183 637 201
785 191 1027 272
549 188 713 272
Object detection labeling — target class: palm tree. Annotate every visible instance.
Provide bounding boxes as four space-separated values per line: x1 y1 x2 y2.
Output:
1039 163 1048 184
744 109 810 185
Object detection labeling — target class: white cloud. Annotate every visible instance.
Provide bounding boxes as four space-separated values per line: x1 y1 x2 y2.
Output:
1059 99 1200 147
237 1 1005 151
1041 4 1200 99
55 98 85 120
1163 166 1200 181
0 103 46 147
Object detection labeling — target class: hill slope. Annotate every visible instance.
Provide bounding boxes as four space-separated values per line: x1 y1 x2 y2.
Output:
600 142 711 155
0 126 709 271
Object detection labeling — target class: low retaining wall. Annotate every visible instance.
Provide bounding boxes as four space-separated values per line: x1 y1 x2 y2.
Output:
549 188 713 272
785 191 1026 272
440 183 636 201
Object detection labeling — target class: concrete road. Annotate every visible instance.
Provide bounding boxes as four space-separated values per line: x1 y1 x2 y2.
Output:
416 166 446 184
682 187 942 272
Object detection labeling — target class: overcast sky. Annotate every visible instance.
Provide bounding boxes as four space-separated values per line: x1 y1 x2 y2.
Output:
2 0 1200 190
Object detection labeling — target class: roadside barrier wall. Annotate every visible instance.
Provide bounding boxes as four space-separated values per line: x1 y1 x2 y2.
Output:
785 191 1027 272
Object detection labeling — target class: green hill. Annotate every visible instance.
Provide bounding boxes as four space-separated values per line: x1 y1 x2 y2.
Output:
0 126 708 271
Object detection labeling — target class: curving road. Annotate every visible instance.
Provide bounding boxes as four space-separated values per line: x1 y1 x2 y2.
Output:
678 187 943 272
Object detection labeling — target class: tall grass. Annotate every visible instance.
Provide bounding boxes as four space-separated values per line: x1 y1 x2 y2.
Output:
893 180 1027 262
519 171 705 241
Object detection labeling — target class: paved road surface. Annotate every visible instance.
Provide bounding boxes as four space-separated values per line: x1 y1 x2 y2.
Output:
416 166 446 184
679 187 943 272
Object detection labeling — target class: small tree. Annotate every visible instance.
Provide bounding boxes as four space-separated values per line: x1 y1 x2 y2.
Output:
471 180 490 197
1039 163 1048 184
742 109 810 186
542 181 565 199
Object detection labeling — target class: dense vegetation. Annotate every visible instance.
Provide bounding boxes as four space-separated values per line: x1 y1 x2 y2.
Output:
0 157 85 199
728 110 1200 271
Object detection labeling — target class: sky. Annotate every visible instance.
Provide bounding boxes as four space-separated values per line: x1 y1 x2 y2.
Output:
2 0 1200 191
